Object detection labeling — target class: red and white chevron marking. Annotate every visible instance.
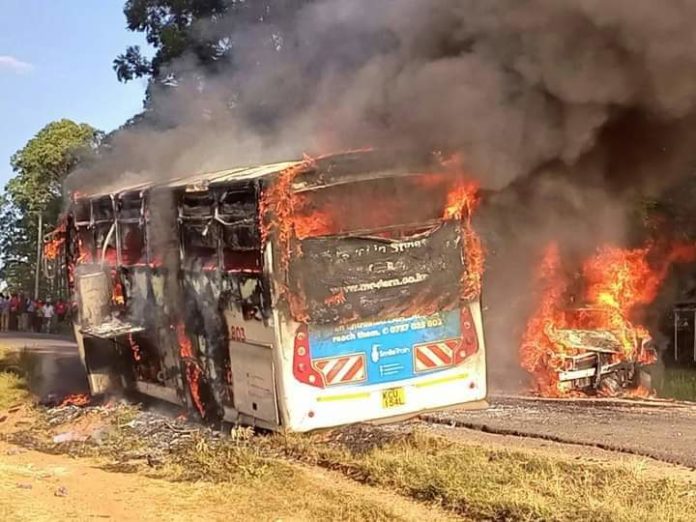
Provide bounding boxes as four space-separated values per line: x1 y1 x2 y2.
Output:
313 354 366 386
413 339 460 372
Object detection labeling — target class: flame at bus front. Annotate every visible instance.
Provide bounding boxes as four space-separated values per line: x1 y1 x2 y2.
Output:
176 322 205 417
44 222 66 261
521 241 696 396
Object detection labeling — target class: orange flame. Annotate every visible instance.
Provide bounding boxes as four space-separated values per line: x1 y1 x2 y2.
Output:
521 241 696 396
324 289 347 306
260 157 316 266
443 181 485 300
44 222 66 261
77 236 92 264
175 322 205 417
59 393 91 407
112 271 125 306
520 243 567 396
260 153 486 320
128 333 142 362
293 204 335 240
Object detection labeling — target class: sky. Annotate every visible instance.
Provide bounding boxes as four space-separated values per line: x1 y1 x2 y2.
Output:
0 0 150 190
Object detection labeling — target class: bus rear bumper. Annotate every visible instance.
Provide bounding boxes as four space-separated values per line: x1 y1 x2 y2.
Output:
366 398 489 426
283 367 487 432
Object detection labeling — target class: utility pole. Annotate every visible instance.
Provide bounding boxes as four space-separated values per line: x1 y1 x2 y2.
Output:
34 212 42 300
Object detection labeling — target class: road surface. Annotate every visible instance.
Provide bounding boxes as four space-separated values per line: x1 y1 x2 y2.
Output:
0 332 87 398
428 395 696 468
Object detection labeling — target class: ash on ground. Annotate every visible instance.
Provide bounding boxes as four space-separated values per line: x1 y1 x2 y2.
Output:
3 399 226 467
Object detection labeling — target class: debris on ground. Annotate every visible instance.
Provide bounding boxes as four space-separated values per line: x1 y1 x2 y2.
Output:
318 424 407 454
1 398 239 478
52 431 89 443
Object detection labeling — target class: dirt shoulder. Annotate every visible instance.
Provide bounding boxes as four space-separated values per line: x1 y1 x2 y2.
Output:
0 412 454 522
0 438 456 522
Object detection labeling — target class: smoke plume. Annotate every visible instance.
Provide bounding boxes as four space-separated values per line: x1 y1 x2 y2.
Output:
68 0 696 194
67 0 696 389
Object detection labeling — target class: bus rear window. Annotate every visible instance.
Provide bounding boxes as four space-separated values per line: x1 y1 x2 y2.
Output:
282 172 481 324
292 175 452 238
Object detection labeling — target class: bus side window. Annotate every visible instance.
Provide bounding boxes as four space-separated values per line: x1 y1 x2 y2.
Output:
220 186 262 274
121 223 145 266
219 184 271 320
76 227 96 263
118 196 146 266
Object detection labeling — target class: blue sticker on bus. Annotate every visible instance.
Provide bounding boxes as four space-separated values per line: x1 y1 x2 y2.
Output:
308 309 461 385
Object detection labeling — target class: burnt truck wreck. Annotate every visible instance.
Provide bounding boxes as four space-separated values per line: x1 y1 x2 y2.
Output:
554 307 656 395
49 151 489 431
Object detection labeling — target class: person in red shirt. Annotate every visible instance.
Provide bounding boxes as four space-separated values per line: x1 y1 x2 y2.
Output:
55 299 66 324
8 294 19 331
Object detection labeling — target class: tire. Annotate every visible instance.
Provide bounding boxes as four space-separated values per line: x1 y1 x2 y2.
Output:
598 375 622 397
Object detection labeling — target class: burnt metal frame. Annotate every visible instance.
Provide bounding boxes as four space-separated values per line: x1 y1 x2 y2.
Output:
178 181 263 275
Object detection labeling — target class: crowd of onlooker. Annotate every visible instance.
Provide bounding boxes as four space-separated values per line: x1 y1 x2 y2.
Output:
0 293 69 334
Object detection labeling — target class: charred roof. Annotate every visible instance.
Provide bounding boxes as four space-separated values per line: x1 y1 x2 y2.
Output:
72 150 439 202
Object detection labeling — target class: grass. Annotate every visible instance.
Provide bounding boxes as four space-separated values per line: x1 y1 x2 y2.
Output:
0 346 30 410
278 428 696 522
7 399 696 521
3 338 696 520
657 367 696 401
3 409 428 521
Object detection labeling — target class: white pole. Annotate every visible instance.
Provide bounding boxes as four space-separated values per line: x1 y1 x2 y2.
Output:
34 212 42 300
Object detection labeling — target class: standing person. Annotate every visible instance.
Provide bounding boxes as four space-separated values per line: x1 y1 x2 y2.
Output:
33 300 43 333
17 294 29 332
43 300 55 334
0 294 8 332
8 294 18 330
55 299 66 325
26 298 36 331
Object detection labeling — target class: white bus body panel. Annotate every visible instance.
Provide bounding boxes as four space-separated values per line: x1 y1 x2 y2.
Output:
275 301 487 432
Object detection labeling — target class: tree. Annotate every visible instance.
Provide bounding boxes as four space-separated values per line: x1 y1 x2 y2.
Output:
0 119 102 293
113 0 230 82
114 0 311 84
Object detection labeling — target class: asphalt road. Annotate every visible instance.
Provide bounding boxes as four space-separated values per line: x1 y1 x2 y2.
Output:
0 332 88 398
427 395 696 468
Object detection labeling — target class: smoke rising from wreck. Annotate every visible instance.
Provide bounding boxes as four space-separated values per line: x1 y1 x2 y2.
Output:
67 0 696 390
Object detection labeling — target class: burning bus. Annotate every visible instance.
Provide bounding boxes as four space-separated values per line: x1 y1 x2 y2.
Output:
47 151 487 431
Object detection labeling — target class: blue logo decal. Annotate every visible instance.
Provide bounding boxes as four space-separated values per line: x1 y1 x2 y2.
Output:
308 310 461 385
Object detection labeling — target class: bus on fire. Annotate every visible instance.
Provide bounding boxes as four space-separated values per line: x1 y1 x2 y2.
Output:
47 151 487 431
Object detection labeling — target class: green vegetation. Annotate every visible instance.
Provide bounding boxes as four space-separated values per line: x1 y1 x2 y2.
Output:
0 346 29 409
0 119 101 291
658 367 696 401
0 373 28 411
114 0 308 84
5 393 696 521
280 428 696 522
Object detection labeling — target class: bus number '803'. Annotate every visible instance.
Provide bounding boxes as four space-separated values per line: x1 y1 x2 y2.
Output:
230 326 246 342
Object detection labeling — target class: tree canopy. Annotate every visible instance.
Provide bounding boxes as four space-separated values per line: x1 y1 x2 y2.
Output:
114 0 311 84
113 0 231 82
0 120 102 293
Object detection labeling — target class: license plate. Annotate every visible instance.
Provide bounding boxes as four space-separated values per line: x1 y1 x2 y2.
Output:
381 387 406 409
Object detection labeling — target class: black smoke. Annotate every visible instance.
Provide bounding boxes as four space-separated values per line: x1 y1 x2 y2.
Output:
67 0 696 389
